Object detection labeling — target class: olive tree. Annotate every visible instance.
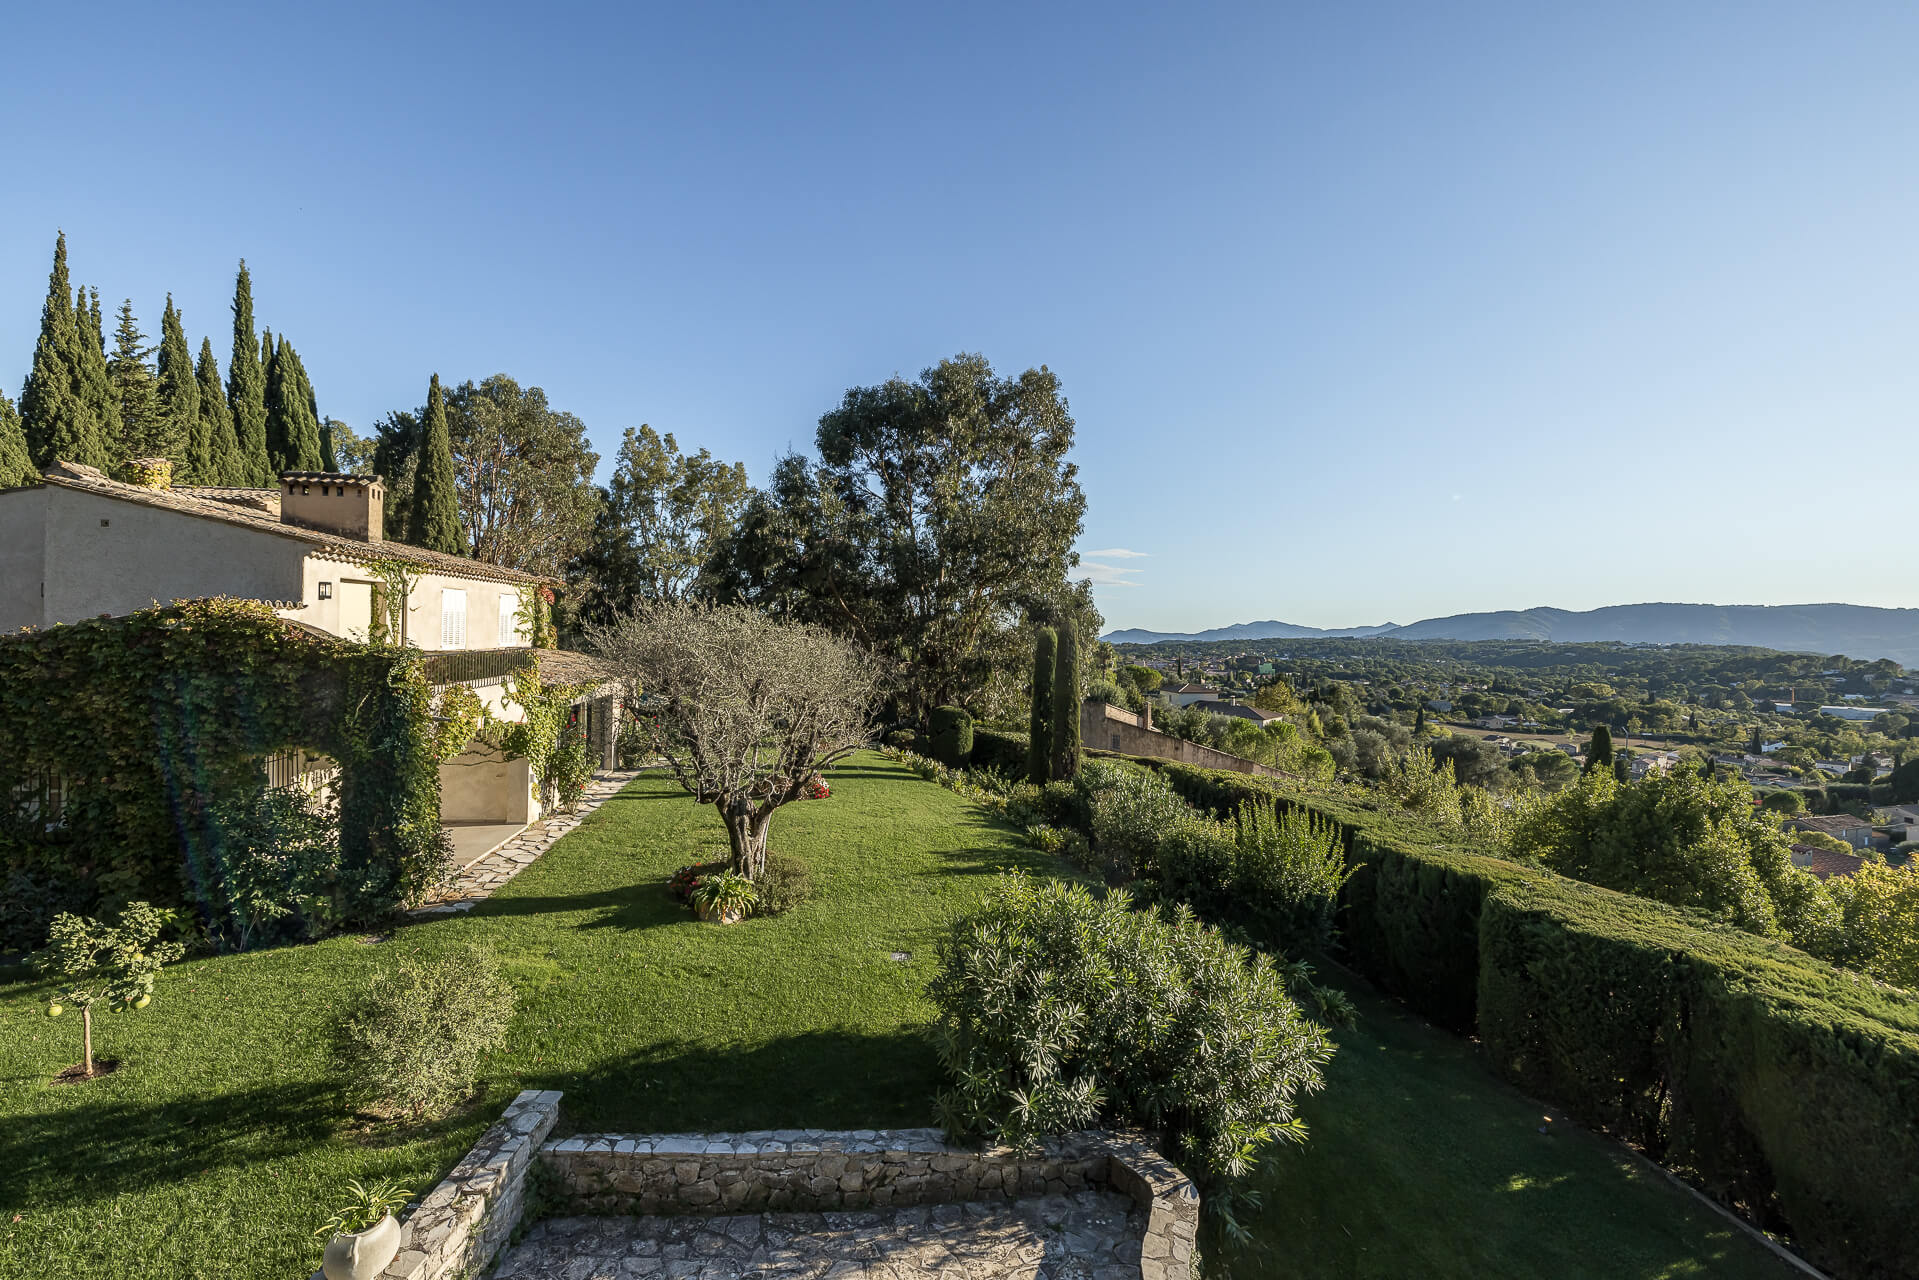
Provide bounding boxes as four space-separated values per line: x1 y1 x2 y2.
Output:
589 601 879 879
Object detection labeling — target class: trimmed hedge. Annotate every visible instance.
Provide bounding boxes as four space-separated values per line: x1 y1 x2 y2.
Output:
969 727 1029 776
1087 752 1919 1278
929 706 973 768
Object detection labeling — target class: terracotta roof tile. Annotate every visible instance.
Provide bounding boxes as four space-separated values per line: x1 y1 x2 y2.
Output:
31 461 545 585
1789 843 1865 879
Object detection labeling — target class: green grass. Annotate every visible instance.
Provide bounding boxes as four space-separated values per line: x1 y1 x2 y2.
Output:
0 754 1048 1280
0 754 1798 1280
1206 981 1796 1280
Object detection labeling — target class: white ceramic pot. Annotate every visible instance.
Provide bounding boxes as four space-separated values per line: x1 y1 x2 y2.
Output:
322 1213 401 1280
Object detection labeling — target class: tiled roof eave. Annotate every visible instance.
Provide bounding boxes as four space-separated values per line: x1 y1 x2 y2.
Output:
33 471 549 586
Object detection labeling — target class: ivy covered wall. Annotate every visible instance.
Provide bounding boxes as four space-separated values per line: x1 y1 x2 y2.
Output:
0 598 448 951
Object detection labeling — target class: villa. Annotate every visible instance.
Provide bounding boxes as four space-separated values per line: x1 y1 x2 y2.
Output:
0 458 621 868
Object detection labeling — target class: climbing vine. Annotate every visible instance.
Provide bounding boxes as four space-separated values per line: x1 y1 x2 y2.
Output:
0 599 449 951
361 557 421 645
476 666 590 811
431 684 487 762
517 583 558 649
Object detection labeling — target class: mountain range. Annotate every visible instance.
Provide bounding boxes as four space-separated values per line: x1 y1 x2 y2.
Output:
1102 603 1919 667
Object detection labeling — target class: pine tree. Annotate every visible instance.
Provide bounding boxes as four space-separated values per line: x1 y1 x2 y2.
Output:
76 288 123 465
1027 627 1056 784
18 233 104 470
0 390 36 487
109 300 167 466
264 335 324 473
227 261 270 485
1585 724 1615 773
154 296 200 480
1050 622 1083 781
194 339 245 486
407 374 463 553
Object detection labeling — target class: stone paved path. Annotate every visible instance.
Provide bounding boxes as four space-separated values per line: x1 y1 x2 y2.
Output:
493 1193 1146 1280
413 769 646 914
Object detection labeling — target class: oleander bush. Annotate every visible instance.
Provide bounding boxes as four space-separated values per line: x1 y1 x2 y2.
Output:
930 875 1334 1187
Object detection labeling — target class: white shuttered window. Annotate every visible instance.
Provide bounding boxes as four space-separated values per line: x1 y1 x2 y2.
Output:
499 596 519 645
440 588 467 648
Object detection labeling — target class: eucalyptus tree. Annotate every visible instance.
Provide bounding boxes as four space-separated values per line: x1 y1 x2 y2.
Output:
707 353 1087 721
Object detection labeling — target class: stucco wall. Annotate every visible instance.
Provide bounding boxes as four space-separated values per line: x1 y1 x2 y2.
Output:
0 487 47 631
1080 700 1289 778
39 487 309 625
439 744 536 824
292 559 528 649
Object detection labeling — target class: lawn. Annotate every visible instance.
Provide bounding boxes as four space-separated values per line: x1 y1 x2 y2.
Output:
0 754 1797 1280
1206 981 1796 1280
0 754 1050 1280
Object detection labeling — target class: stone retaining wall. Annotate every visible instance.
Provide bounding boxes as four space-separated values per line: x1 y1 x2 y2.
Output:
310 1090 560 1280
539 1126 1199 1279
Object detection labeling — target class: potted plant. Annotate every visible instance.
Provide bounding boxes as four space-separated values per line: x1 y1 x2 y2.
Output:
315 1178 411 1280
688 870 758 924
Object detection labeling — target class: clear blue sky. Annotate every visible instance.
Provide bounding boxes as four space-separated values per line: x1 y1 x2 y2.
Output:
4 2 1914 633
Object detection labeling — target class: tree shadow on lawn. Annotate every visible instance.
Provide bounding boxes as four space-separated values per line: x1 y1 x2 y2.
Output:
419 883 687 932
0 1076 376 1210
523 1027 943 1136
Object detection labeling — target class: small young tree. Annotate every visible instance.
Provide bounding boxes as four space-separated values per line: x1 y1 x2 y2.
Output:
1050 622 1082 781
32 902 184 1078
1027 627 1056 784
588 601 879 879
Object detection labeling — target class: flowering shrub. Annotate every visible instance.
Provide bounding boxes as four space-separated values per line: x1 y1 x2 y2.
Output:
805 776 831 800
668 860 727 903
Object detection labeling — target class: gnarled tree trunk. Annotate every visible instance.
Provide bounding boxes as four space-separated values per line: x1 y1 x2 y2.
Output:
720 796 773 880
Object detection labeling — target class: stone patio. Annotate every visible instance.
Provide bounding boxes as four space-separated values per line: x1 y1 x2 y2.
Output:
413 769 645 914
493 1192 1148 1280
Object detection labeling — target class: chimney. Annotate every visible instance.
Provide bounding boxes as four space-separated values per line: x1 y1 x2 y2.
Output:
125 457 173 490
279 472 384 542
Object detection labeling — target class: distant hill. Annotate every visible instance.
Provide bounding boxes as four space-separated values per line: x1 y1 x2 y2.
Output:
1101 620 1400 645
1105 603 1919 667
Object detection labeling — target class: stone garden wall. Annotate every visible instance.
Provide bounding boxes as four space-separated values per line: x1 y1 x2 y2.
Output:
307 1099 1198 1280
539 1126 1200 1279
310 1089 560 1280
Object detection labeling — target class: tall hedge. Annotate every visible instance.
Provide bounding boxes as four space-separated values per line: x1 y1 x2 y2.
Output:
1083 751 1919 1278
1050 624 1081 781
969 727 1029 776
929 705 974 768
1027 627 1055 784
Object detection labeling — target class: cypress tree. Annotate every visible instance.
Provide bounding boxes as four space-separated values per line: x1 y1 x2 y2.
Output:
1414 705 1427 735
109 299 167 466
1585 724 1615 773
1027 627 1056 784
320 418 339 472
194 339 245 486
1050 622 1083 781
155 296 200 480
0 390 35 488
408 373 463 553
264 335 324 473
18 233 104 469
76 288 122 465
227 261 270 485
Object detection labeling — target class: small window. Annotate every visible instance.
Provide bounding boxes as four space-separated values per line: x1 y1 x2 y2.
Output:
498 597 520 646
440 588 467 648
